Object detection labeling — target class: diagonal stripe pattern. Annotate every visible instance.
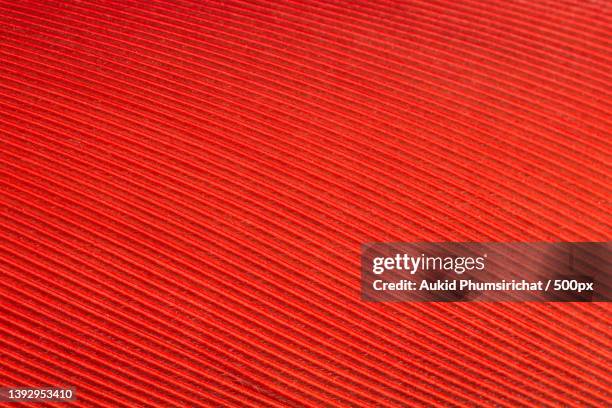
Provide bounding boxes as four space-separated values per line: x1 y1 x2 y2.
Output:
0 1 610 406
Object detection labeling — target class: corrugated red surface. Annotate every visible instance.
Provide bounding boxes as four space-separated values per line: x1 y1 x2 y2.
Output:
0 0 610 406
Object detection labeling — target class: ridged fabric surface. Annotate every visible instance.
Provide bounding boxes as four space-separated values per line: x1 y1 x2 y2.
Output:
0 0 610 407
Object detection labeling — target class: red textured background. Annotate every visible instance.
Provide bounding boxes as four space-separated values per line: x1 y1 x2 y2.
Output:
0 0 610 406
